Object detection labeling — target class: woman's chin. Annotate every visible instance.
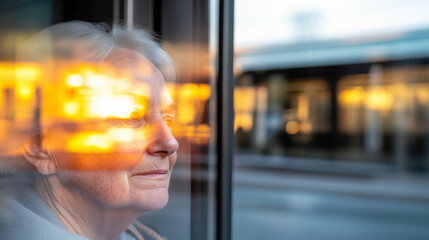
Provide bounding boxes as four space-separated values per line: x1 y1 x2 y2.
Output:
132 188 169 211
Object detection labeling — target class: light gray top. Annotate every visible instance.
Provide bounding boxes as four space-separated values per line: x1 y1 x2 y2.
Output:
0 178 165 240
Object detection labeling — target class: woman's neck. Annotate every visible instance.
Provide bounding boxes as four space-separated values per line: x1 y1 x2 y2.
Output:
36 176 141 240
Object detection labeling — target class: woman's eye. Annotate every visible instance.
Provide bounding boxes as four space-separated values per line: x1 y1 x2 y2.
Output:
164 117 174 127
106 118 144 128
129 111 142 120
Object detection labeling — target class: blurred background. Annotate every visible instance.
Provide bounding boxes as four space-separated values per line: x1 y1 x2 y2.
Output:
233 0 429 239
1 0 429 240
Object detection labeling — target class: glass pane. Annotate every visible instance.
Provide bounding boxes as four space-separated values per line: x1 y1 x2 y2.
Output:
140 1 219 239
0 1 218 240
234 1 429 240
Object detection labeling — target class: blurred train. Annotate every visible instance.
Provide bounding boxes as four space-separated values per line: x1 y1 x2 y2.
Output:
234 29 429 173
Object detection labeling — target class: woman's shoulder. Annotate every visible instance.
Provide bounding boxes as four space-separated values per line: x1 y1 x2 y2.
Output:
125 221 167 240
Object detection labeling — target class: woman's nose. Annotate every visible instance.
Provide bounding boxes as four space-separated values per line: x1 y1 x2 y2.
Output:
146 121 179 158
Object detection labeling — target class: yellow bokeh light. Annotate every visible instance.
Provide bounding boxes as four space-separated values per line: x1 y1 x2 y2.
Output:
89 95 139 119
15 65 40 80
64 101 80 116
365 86 392 110
235 113 253 132
15 82 34 99
339 87 365 106
0 63 39 81
234 87 255 112
66 74 84 87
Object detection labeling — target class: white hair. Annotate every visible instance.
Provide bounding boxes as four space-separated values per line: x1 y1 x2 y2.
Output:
23 21 176 82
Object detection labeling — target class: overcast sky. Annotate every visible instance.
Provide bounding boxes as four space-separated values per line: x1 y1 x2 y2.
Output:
234 0 429 49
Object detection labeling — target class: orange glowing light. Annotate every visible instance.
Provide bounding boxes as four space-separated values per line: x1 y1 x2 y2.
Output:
67 132 112 153
176 106 196 125
286 121 300 135
300 121 313 134
297 94 309 121
180 124 211 145
198 84 211 100
65 128 142 153
234 86 256 132
174 83 211 125
234 113 253 132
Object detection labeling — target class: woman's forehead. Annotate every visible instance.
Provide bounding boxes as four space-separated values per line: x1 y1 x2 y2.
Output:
104 48 165 87
104 48 152 72
105 48 174 109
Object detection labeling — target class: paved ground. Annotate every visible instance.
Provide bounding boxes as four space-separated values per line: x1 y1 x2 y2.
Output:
140 156 429 240
232 167 429 240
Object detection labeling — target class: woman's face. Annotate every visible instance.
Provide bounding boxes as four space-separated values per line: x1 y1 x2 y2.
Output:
44 48 179 211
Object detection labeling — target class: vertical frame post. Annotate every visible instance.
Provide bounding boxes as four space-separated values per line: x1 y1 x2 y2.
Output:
216 0 234 240
125 0 134 29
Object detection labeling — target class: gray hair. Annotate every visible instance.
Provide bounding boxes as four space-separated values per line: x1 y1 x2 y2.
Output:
1 21 176 177
23 21 176 82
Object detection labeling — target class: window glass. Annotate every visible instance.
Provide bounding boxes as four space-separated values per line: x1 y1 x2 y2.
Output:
0 1 218 240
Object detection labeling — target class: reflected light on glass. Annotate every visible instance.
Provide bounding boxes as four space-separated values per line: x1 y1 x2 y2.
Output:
66 74 84 87
365 86 392 110
89 95 141 119
0 62 41 154
168 83 212 144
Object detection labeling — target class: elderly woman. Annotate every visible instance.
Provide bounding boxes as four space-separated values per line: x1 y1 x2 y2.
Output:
0 21 178 240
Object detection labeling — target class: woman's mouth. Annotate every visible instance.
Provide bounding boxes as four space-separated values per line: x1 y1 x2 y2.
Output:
135 170 169 179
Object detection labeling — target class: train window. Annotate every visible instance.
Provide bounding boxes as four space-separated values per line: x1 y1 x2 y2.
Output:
234 0 429 240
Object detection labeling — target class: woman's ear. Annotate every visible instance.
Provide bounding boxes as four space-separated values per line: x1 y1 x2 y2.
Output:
22 141 57 176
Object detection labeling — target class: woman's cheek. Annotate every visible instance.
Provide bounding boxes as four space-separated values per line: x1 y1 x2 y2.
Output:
47 128 146 171
63 171 132 207
56 150 144 171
